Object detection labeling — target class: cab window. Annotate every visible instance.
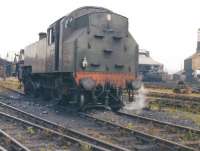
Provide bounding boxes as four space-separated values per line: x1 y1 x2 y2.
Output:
48 28 55 45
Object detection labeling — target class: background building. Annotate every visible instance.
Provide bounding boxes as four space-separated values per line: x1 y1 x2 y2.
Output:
139 49 164 81
184 29 200 81
0 57 12 78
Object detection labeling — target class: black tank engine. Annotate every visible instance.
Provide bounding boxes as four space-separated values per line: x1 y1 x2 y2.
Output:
20 6 140 111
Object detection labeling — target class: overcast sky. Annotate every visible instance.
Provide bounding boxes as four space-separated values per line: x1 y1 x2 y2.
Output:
0 0 200 73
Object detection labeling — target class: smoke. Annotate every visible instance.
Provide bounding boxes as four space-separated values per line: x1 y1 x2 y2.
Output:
123 84 148 111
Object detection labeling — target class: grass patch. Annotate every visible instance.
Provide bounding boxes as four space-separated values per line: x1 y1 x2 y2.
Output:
27 127 35 135
80 143 92 151
126 123 134 129
164 107 200 127
147 87 200 97
148 102 200 127
0 77 23 92
148 102 161 111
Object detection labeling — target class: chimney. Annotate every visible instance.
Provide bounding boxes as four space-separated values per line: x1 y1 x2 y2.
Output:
145 50 150 57
39 32 47 40
197 29 200 53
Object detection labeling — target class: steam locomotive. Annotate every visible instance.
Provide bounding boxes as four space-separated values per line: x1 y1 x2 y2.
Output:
20 6 140 111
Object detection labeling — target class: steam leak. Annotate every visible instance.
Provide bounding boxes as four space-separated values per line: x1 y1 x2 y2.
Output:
124 84 148 111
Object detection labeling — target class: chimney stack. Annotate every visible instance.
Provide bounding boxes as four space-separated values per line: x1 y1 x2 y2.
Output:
39 32 47 40
197 29 200 53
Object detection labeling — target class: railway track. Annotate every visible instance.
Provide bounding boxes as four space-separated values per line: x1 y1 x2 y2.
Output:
1 82 200 112
80 112 197 151
0 145 7 151
0 110 109 151
0 101 176 151
0 101 128 151
0 84 199 151
116 111 200 150
147 91 200 103
147 96 200 113
0 128 30 151
0 85 140 151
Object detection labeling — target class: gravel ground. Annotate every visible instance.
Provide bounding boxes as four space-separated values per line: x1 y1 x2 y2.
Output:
89 110 200 151
124 109 200 129
0 87 199 149
0 116 77 151
0 86 199 130
0 88 159 150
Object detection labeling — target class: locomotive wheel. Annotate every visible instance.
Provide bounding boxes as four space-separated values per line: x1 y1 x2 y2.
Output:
43 88 52 100
110 99 123 112
24 79 34 96
53 89 63 100
33 88 40 98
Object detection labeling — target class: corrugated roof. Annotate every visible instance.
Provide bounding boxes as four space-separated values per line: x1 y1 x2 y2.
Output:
139 52 162 65
0 58 11 65
174 70 185 75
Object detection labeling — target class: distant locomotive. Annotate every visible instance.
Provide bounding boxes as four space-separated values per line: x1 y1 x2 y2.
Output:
20 6 140 111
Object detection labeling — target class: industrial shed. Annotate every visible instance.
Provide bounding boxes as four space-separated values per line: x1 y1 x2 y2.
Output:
0 58 12 78
184 29 200 81
139 49 164 81
184 53 200 81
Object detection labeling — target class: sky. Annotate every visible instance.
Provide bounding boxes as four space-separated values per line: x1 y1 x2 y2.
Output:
0 0 200 73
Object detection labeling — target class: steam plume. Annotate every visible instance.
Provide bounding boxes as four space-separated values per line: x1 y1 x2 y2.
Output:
124 84 148 111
